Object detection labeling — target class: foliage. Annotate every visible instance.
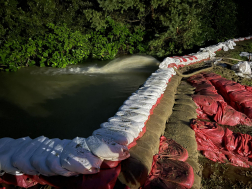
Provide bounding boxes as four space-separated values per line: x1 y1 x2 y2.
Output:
91 17 145 60
0 0 251 71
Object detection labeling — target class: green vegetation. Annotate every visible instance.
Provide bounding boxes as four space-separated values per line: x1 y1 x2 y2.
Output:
0 0 251 71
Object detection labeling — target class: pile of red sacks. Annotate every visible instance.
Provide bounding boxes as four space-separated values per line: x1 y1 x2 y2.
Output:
143 136 194 189
0 164 121 189
188 73 252 126
191 119 252 168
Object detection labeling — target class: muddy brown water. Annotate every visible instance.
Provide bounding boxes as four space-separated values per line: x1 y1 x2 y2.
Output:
0 56 158 139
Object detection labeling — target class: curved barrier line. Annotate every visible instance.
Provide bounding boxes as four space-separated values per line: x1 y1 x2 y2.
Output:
0 36 252 178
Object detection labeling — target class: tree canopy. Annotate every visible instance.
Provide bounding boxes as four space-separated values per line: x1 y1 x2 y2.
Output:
0 0 251 71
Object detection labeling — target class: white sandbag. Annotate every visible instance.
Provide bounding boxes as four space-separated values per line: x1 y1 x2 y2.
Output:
93 128 135 146
240 52 252 60
124 98 156 106
128 95 157 105
142 84 166 92
232 61 251 75
60 137 102 174
118 105 151 116
30 138 61 176
86 135 130 161
0 137 30 175
46 139 78 176
123 99 154 110
115 110 149 120
116 108 150 116
11 136 47 175
108 112 149 123
131 92 157 100
101 121 142 138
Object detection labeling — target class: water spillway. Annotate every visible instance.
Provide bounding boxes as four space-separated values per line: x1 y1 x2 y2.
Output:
0 55 159 139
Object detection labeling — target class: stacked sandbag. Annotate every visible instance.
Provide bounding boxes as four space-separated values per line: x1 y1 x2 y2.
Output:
188 73 252 126
143 136 194 189
191 119 252 168
201 73 252 120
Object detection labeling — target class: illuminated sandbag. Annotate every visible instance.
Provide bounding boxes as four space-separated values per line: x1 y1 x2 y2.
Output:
60 137 102 174
46 139 78 176
30 138 61 176
93 128 135 146
11 136 47 175
0 137 30 175
86 135 130 161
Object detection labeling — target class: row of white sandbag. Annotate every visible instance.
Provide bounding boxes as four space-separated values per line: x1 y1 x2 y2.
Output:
159 38 242 69
0 134 129 176
96 68 176 146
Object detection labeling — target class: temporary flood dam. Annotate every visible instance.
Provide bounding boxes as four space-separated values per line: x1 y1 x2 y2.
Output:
1 37 252 188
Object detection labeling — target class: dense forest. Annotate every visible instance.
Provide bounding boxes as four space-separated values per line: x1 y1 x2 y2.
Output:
0 0 251 71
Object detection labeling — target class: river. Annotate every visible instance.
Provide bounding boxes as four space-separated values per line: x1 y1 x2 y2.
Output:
0 55 159 139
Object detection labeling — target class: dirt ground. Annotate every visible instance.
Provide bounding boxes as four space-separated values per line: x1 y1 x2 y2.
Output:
179 39 252 189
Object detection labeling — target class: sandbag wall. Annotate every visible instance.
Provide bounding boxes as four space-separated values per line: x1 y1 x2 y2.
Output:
1 35 252 188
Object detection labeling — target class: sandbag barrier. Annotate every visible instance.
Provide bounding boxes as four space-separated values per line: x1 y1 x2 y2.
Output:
0 35 252 188
142 136 194 189
187 73 252 126
163 81 201 189
191 119 252 168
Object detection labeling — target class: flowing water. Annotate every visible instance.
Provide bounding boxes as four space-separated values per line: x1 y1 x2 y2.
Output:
0 55 159 139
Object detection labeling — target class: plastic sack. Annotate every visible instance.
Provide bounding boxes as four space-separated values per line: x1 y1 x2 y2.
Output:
30 138 61 176
93 128 135 146
214 102 252 126
128 95 158 105
192 95 219 116
0 173 37 188
239 52 252 60
152 158 194 188
158 136 188 162
60 137 102 174
232 61 251 75
46 139 78 176
111 111 149 123
37 164 121 189
86 135 130 161
101 121 143 137
0 137 31 175
11 136 47 175
118 105 151 116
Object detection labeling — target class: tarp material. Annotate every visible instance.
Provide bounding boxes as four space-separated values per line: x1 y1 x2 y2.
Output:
191 119 252 168
188 73 252 126
0 174 37 188
143 136 194 189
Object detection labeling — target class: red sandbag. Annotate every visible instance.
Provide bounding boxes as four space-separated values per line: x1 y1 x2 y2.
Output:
202 150 228 163
224 129 252 157
143 177 186 189
214 102 252 126
203 73 222 80
154 159 194 188
159 136 188 162
0 174 37 188
190 119 224 145
229 90 252 105
223 83 245 93
244 107 252 119
195 83 217 93
191 119 252 168
245 86 252 92
210 79 234 90
101 160 121 169
38 164 121 189
192 95 220 116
